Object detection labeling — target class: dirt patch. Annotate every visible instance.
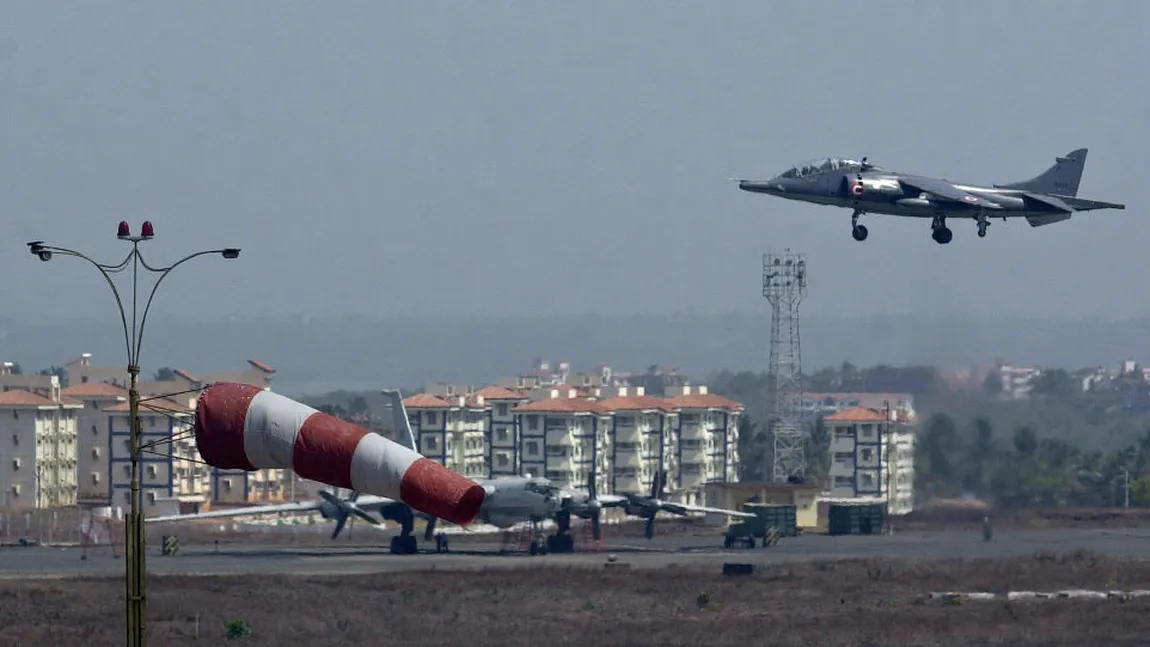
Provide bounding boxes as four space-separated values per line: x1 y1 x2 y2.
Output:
3 551 1150 646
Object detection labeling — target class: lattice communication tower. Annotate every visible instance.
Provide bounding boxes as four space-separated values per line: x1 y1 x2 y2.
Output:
762 250 808 482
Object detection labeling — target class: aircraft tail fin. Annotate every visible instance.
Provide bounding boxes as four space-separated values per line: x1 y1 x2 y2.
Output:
381 389 418 452
995 148 1088 196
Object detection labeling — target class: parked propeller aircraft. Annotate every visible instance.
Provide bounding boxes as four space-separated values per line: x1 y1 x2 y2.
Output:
150 389 754 555
734 148 1125 244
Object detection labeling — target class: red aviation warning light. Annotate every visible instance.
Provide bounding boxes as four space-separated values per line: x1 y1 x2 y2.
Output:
193 383 486 526
140 221 155 239
117 221 131 239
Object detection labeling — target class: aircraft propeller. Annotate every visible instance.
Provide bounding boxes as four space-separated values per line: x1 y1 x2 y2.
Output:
317 490 382 540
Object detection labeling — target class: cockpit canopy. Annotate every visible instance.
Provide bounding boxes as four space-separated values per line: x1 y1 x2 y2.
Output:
523 478 560 496
778 157 871 180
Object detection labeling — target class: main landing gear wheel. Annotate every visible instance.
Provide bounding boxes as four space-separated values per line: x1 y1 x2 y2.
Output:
977 221 989 238
932 227 953 244
389 534 418 555
851 225 868 241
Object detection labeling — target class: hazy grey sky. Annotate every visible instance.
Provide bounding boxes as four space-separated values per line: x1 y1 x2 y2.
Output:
2 1 1146 324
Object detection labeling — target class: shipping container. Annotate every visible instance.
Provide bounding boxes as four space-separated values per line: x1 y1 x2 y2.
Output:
826 503 887 536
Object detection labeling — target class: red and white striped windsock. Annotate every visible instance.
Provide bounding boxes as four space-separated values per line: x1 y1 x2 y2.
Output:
193 382 485 526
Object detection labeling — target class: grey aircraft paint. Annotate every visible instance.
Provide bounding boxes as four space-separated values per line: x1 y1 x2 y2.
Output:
734 148 1125 244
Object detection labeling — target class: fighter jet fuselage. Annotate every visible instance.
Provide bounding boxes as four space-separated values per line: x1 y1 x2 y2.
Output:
735 149 1125 244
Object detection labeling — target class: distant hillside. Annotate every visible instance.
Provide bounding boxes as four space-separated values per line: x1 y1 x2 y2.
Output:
2 313 1149 397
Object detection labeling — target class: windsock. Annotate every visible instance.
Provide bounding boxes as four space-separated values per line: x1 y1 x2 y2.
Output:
193 382 485 526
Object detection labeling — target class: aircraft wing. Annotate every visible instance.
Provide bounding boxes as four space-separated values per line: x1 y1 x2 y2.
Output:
663 503 757 518
593 494 756 518
897 176 1003 209
146 494 399 523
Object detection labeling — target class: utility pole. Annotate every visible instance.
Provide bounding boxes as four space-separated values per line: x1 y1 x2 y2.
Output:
1124 469 1131 509
27 224 240 647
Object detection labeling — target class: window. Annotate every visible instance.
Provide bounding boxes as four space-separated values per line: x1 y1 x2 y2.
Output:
147 465 157 479
526 441 539 456
123 465 131 477
92 473 100 484
861 473 874 487
496 428 509 442
424 436 438 451
527 415 539 431
497 403 509 417
11 434 17 446
425 412 438 426
496 454 509 467
146 492 156 504
92 448 100 459
91 425 98 436
11 458 19 470
861 448 873 462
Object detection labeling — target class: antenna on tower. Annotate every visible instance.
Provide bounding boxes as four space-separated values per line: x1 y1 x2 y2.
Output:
762 249 808 482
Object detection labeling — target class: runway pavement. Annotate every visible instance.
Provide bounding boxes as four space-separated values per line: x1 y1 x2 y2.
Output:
3 527 1150 580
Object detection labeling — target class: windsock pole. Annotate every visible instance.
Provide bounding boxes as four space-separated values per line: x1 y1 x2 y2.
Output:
193 382 486 526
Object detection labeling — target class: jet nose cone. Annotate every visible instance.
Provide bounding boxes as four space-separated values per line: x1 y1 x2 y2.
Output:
736 179 783 194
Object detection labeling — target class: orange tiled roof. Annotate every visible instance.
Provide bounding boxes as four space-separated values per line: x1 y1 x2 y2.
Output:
596 395 675 413
174 369 199 383
474 386 529 401
0 389 82 408
824 406 889 422
513 398 607 414
62 381 128 398
103 397 193 415
248 360 276 373
664 393 744 411
402 393 454 409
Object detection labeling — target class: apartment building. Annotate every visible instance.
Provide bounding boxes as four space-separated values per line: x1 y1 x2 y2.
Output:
825 406 916 515
664 386 742 505
513 397 610 494
101 396 209 515
596 394 675 497
403 393 488 478
473 386 529 478
61 381 128 504
0 386 83 511
60 354 288 508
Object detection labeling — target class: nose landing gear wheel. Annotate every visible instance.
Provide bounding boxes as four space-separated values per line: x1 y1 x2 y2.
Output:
977 222 988 238
932 227 953 244
851 225 868 241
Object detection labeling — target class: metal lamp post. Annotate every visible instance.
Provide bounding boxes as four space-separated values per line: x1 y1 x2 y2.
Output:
27 222 240 647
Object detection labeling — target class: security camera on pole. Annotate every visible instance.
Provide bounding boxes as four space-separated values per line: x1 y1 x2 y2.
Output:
27 222 241 647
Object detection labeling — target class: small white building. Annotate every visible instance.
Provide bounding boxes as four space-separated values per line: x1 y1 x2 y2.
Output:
825 406 915 515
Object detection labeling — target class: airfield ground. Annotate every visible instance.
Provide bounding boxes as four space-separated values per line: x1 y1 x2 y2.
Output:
3 552 1150 646
4 519 1150 645
5 511 1150 645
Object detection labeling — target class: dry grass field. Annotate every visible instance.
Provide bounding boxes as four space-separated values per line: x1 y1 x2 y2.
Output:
3 551 1150 646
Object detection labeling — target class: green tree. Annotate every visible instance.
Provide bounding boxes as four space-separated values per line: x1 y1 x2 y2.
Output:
153 367 177 381
7 362 22 375
915 412 960 497
1030 369 1078 399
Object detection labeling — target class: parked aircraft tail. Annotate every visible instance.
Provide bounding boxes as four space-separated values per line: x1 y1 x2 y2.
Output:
382 389 418 451
995 148 1088 196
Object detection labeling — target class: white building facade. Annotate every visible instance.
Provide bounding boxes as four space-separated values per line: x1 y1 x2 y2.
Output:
825 406 916 515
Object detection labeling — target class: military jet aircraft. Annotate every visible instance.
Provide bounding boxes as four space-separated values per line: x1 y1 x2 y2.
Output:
734 148 1125 244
